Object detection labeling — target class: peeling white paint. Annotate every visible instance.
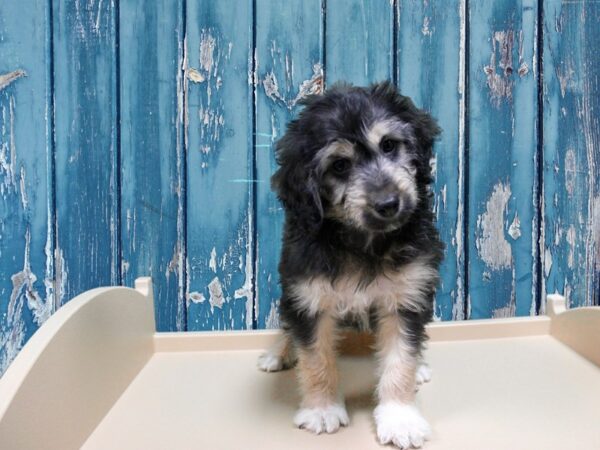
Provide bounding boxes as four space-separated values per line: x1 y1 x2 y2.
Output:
209 247 217 273
262 71 285 104
564 148 576 196
518 62 529 77
539 180 546 314
293 63 324 104
566 225 576 269
121 259 130 276
0 69 26 91
44 206 55 313
55 246 68 307
19 229 50 325
440 184 447 211
483 30 514 108
492 300 516 319
265 301 280 329
0 314 24 376
1 228 51 375
187 67 205 83
476 183 512 270
198 105 225 143
94 0 103 35
1 96 18 195
544 247 553 278
422 16 432 36
556 66 575 98
187 291 206 307
235 208 254 330
262 63 323 110
508 212 521 240
199 31 216 74
165 244 181 280
208 277 225 309
19 166 27 210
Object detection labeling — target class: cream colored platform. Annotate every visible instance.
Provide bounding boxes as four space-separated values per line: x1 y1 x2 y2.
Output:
1 278 599 450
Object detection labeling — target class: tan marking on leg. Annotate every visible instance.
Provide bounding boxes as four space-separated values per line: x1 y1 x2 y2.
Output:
296 313 340 408
375 312 418 404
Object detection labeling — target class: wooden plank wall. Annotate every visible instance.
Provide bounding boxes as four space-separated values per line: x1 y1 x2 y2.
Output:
0 0 53 373
1 0 599 374
543 0 600 309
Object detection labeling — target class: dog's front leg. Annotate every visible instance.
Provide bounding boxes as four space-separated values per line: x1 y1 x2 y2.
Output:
293 313 349 434
374 312 431 449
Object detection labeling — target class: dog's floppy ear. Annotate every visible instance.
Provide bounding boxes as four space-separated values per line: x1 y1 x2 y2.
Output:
271 133 323 235
372 81 441 182
371 81 441 157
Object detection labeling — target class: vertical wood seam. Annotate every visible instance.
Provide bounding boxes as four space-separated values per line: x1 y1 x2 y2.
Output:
392 0 398 85
48 0 57 313
321 0 327 87
115 0 122 287
180 0 188 331
251 0 258 330
462 0 470 319
535 0 545 313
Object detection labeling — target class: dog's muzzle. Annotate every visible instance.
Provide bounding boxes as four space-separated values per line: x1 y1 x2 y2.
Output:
373 194 400 219
364 190 413 231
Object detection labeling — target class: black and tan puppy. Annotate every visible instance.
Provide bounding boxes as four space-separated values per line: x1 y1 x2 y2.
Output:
258 82 444 449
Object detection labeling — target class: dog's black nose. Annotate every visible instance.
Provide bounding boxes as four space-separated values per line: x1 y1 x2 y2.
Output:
374 196 399 219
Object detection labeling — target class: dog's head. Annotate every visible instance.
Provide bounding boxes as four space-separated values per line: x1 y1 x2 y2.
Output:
272 81 440 236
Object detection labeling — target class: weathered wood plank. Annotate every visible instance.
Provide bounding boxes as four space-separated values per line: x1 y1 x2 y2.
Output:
0 0 54 374
467 0 539 319
326 0 394 85
119 0 185 331
53 0 118 306
542 0 600 308
185 0 254 330
397 0 466 320
255 0 324 328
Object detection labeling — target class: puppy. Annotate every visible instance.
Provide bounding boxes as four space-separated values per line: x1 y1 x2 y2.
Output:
258 81 444 449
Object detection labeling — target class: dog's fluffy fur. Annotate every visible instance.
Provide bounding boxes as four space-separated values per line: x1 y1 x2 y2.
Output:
259 82 444 449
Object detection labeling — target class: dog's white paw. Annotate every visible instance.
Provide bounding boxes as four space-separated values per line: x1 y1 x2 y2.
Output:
374 402 431 449
294 403 349 434
257 352 285 372
416 364 432 385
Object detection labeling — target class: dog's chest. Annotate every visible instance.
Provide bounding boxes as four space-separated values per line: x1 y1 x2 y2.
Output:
291 258 436 318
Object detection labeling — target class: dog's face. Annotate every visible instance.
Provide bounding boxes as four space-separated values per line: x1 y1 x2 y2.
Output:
273 82 440 235
315 119 419 232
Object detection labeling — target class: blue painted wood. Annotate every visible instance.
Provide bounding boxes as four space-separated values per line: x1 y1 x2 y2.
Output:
397 0 466 321
467 0 539 319
53 0 118 307
542 0 600 308
185 0 254 330
0 0 54 375
326 0 394 85
255 0 324 329
3 1 600 370
119 0 185 331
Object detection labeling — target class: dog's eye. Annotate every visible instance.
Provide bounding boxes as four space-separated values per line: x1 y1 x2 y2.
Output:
380 138 397 154
331 158 351 175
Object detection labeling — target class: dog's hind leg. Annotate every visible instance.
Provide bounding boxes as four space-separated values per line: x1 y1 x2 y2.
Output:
257 332 297 372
